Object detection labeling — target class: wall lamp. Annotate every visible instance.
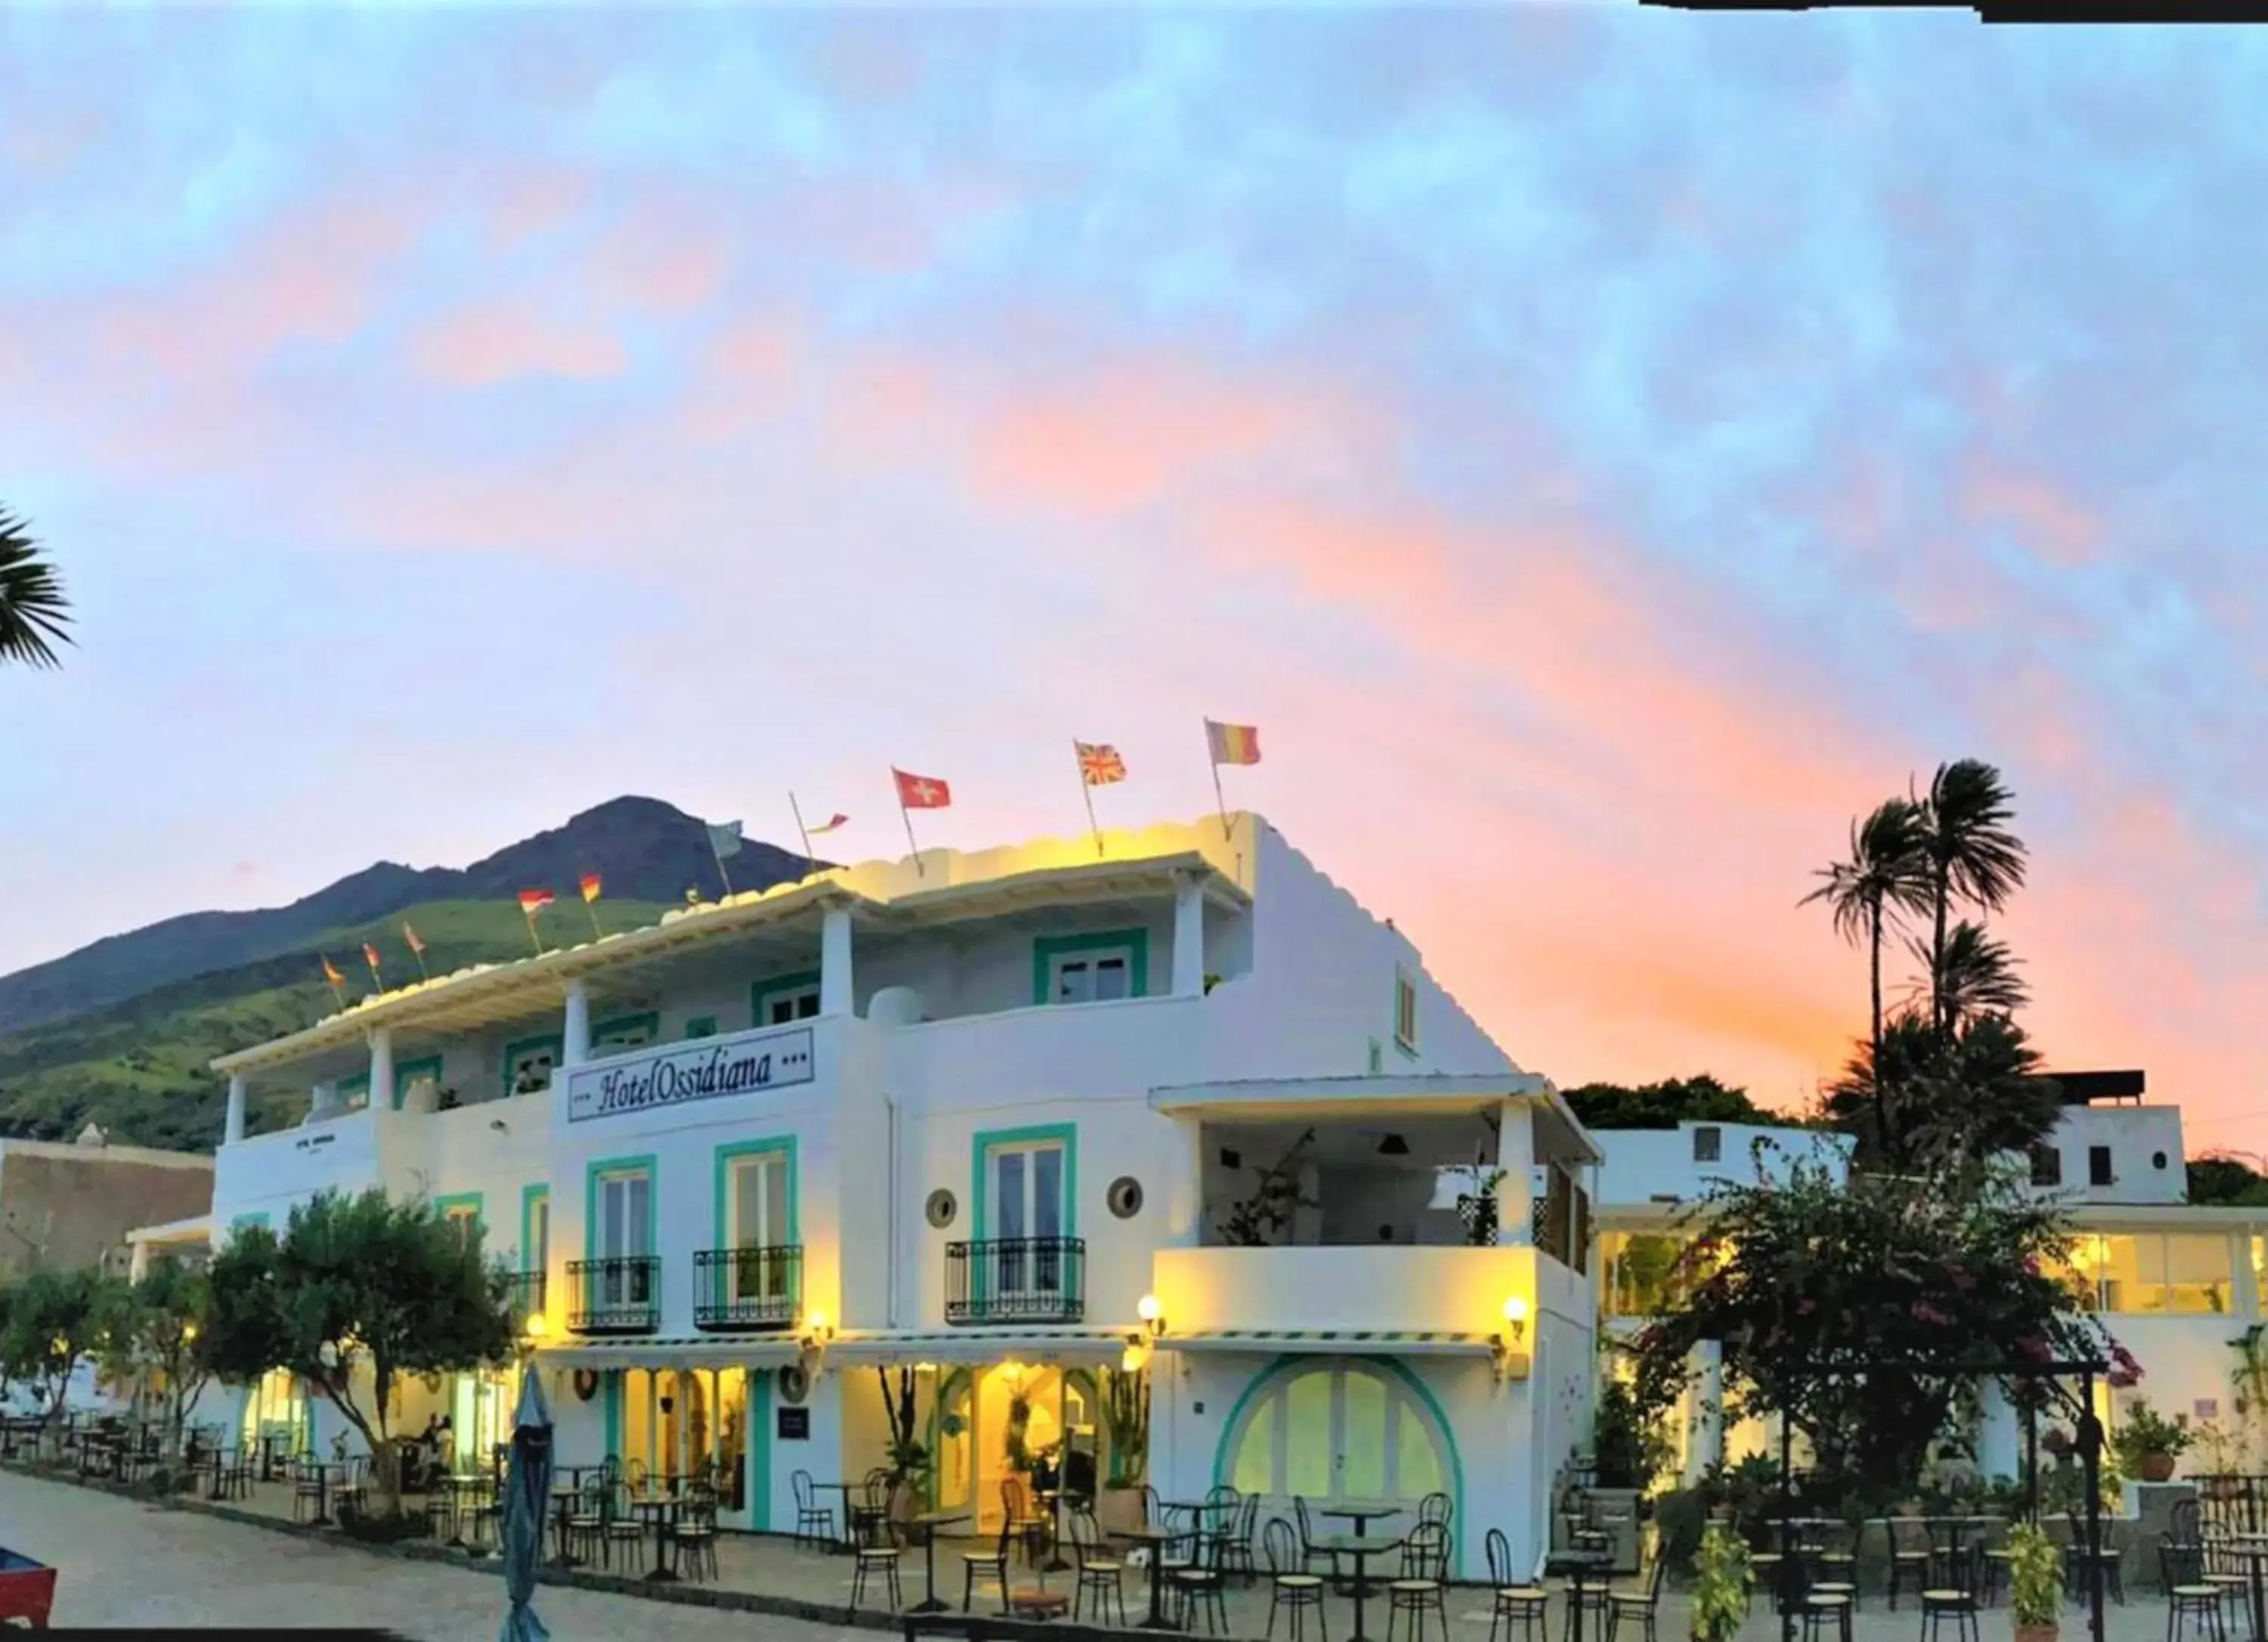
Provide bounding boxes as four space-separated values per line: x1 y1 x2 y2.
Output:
801 1309 836 1352
1136 1293 1166 1341
1492 1296 1532 1384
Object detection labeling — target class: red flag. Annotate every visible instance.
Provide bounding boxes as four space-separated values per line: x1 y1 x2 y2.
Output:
893 769 952 810
361 943 383 978
320 954 345 987
580 873 603 904
518 889 555 914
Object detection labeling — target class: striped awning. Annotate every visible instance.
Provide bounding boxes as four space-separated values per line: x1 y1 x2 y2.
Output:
533 1334 804 1370
832 1327 1132 1366
1157 1329 1494 1357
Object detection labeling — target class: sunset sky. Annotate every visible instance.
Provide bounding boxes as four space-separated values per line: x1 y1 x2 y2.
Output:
7 11 2267 1149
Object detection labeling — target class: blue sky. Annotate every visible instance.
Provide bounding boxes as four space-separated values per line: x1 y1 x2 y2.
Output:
7 8 2268 1144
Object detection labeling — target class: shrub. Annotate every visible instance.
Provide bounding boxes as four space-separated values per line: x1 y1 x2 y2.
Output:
2006 1521 2062 1627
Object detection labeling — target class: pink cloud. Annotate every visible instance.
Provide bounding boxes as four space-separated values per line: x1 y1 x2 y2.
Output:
1965 467 2104 566
406 305 627 387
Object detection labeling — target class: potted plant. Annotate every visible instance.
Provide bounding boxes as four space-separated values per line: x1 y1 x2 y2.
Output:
2110 1397 2192 1482
1690 1522 1751 1642
876 1367 931 1536
1098 1363 1151 1534
2006 1521 2062 1642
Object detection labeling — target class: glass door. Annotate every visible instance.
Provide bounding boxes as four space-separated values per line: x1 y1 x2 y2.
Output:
598 1169 652 1312
990 1141 1065 1300
727 1150 791 1310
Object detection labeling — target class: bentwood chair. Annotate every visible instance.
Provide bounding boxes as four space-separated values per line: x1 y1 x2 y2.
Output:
1071 1507 1130 1627
677 1485 720 1583
1606 1537 1668 1642
1918 1543 1984 1642
961 1517 1015 1614
2161 1541 2230 1642
1387 1521 1452 1642
792 1468 836 1549
1264 1517 1328 1642
1486 1530 1548 1642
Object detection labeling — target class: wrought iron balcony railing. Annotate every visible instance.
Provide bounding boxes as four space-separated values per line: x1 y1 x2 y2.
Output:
692 1245 803 1332
945 1237 1086 1325
565 1256 660 1335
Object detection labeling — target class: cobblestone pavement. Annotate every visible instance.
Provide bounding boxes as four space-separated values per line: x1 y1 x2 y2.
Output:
0 1470 869 1640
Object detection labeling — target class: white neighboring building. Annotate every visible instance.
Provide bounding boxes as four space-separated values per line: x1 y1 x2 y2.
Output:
1594 1080 2268 1482
203 813 1598 1575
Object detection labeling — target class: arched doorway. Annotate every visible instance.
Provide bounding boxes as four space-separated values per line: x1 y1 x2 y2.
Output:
1216 1357 1459 1535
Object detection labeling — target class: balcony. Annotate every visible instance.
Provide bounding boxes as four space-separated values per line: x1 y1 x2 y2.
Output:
507 1269 547 1318
692 1245 803 1333
1151 1244 1587 1337
946 1238 1087 1325
565 1256 660 1336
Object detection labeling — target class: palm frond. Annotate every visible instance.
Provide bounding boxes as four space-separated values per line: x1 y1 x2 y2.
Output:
1801 798 1930 943
1923 759 2027 912
0 510 73 669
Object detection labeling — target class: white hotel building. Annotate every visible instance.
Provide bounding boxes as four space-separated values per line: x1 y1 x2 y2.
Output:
203 815 1601 1577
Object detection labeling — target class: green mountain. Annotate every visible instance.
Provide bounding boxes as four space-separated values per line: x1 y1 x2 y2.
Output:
0 798 814 1150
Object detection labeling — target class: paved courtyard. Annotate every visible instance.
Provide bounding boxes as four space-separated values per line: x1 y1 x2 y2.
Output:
0 1467 2223 1642
0 1469 866 1640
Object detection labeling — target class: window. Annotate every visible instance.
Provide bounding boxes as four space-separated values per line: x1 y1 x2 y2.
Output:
336 1072 370 1111
503 1035 564 1098
982 1128 1074 1300
435 1195 482 1251
1050 948 1133 1005
1032 931 1149 1006
523 1190 550 1275
393 1055 444 1110
685 1017 718 1040
593 1014 658 1054
722 1145 794 1308
2060 1233 2231 1314
753 973 821 1028
1601 1232 1699 1317
2089 1146 2115 1188
1225 1360 1449 1510
1693 1126 1722 1163
2030 1145 2063 1187
1393 968 1418 1053
593 1163 655 1311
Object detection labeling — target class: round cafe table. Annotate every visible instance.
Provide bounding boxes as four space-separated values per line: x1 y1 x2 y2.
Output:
1116 1523 1188 1631
906 1509 970 1615
1548 1549 1613 1642
1319 1503 1405 1596
1322 1531 1408 1642
633 1492 683 1582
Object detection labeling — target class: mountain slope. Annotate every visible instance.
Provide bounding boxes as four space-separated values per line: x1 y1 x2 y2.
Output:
0 796 810 1036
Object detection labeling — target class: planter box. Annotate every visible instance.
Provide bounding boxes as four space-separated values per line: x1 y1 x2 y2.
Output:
1096 1484 1147 1537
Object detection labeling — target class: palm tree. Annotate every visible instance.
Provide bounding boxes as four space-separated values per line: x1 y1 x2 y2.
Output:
1914 761 2026 1031
1802 797 1930 1147
0 510 72 668
1907 919 2028 1027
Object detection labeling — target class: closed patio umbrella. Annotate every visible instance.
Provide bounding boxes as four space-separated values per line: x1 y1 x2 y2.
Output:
499 1363 554 1642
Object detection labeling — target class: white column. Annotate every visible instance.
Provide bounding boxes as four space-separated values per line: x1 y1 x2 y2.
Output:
129 1240 150 1283
820 906 854 1015
224 1074 248 1146
367 1028 393 1112
1497 1099 1536 1238
1979 1380 2022 1479
1685 1340 1724 1484
1172 874 1207 996
562 980 591 1067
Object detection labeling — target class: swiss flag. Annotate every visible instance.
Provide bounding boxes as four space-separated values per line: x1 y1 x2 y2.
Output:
893 768 953 810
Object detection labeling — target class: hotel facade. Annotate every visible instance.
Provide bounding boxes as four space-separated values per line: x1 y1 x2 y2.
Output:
202 815 1600 1577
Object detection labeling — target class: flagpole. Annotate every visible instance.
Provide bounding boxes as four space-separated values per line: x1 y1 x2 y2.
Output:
522 906 545 957
584 887 603 942
709 832 736 898
1075 740 1103 859
412 949 429 983
1209 755 1232 841
789 792 816 878
897 788 925 878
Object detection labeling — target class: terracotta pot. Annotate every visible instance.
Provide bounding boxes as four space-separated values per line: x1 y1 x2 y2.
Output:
2140 1451 2176 1482
2016 1622 2059 1642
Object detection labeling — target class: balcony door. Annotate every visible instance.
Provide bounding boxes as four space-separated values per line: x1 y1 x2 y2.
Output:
726 1148 792 1309
1225 1358 1450 1522
596 1167 652 1312
988 1137 1066 1300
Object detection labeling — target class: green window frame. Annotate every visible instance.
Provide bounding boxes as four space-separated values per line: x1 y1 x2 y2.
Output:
751 970 822 1030
683 1016 718 1040
335 1071 371 1108
520 1184 550 1275
591 1012 661 1055
501 1033 565 1099
711 1137 801 1250
1393 966 1419 1055
392 1055 445 1110
583 1155 659 1263
433 1191 484 1250
1031 930 1150 1006
971 1123 1079 1241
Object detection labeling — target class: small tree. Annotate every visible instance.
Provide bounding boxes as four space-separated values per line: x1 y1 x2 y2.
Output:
2 1268 119 1439
203 1191 514 1516
94 1258 215 1461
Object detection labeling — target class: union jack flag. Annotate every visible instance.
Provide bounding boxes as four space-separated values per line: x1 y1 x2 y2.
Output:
1076 741 1127 786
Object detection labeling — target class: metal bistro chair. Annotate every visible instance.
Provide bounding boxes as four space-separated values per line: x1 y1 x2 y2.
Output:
565 1473 609 1566
1217 1492 1263 1587
1486 1528 1548 1642
1264 1517 1328 1642
850 1467 894 1548
1606 1537 1668 1642
290 1455 327 1525
1294 1496 1343 1583
1001 1476 1051 1565
1387 1520 1452 1642
2161 1540 2229 1642
961 1516 1015 1615
677 1485 720 1583
792 1468 836 1550
848 1498 902 1616
1919 1541 1984 1642
603 1477 646 1569
1886 1516 1934 1612
1071 1507 1131 1627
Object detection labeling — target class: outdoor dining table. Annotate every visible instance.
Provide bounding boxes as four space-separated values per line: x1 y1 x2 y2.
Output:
632 1491 683 1583
906 1509 971 1616
2226 1532 2268 1642
302 1460 343 1526
1116 1523 1188 1632
1323 1530 1408 1642
1319 1502 1405 1597
811 1479 863 1554
547 1464 607 1569
1547 1548 1613 1642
